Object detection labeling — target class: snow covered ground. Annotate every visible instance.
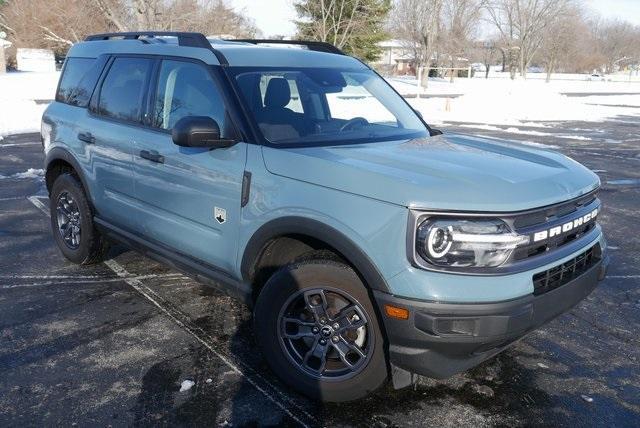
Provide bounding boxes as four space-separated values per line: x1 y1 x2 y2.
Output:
1 70 639 137
388 76 640 126
0 71 59 137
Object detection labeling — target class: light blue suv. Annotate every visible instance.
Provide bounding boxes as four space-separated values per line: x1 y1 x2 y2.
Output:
42 32 609 402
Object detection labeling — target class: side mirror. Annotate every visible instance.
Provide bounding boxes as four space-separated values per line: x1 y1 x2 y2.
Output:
430 128 443 136
172 116 236 149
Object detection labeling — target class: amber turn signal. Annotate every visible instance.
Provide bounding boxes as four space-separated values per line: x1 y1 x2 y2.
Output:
384 304 409 320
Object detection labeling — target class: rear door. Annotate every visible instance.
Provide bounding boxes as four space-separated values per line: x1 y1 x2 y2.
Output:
85 56 154 230
132 58 247 273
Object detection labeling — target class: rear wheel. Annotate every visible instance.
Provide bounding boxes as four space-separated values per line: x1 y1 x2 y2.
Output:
50 173 109 265
254 257 387 402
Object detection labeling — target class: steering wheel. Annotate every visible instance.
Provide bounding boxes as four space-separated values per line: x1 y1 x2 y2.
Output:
340 117 369 132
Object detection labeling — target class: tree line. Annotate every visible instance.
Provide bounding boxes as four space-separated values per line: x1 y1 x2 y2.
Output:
1 0 638 78
295 0 640 79
0 0 258 64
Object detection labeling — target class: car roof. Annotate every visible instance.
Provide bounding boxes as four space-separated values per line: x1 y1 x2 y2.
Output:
67 35 367 70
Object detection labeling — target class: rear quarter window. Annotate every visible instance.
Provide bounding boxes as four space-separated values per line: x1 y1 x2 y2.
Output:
56 57 105 107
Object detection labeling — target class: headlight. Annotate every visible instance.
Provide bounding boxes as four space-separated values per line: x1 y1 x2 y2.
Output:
416 218 529 268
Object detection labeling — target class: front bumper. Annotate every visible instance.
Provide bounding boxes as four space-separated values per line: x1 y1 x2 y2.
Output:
375 250 609 388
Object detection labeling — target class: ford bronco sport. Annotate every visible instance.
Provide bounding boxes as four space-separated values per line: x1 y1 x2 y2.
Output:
42 32 609 402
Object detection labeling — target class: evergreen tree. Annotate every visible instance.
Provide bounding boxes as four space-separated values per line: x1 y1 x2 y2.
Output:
294 0 391 62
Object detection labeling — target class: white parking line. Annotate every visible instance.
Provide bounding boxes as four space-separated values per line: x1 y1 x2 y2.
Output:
27 195 49 215
607 275 640 279
0 273 184 280
27 195 315 427
1 273 185 289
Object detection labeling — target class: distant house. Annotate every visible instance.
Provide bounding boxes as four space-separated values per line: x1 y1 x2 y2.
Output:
372 39 417 75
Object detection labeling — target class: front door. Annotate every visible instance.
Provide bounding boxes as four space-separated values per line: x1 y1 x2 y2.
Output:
133 59 247 273
87 56 154 230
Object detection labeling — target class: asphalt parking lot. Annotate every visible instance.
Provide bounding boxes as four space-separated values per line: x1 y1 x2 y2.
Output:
1 113 639 427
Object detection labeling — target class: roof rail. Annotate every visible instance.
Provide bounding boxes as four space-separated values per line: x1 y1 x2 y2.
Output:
226 39 345 56
84 31 228 65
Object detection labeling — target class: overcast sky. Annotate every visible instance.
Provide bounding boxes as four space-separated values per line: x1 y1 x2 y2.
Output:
230 0 640 38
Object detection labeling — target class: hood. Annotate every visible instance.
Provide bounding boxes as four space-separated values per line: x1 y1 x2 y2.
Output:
262 134 600 212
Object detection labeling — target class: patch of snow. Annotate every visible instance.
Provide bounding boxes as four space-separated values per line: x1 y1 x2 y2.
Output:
580 94 640 107
581 394 594 403
205 378 213 384
179 379 195 392
0 168 44 180
0 71 59 137
401 77 640 126
516 141 560 149
537 362 549 369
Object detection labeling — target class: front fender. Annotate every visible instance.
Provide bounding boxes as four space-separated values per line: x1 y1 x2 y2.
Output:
241 216 393 293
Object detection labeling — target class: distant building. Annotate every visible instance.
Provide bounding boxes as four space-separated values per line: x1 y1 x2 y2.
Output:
372 39 417 75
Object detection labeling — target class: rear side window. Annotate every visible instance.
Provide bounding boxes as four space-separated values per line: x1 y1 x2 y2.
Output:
56 58 102 107
97 57 152 123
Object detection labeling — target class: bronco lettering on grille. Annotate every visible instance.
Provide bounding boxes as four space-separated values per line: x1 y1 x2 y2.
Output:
532 208 599 243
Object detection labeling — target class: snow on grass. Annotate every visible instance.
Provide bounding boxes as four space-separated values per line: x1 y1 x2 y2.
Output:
405 78 640 127
579 94 640 107
0 71 59 137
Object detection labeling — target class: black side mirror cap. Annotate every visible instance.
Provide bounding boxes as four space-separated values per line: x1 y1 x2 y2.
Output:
172 116 236 149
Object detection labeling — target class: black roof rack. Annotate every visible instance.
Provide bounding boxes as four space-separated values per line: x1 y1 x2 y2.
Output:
225 39 345 55
85 31 211 47
84 31 229 64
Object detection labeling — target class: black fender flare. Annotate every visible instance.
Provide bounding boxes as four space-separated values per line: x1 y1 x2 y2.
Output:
241 216 391 293
44 147 93 204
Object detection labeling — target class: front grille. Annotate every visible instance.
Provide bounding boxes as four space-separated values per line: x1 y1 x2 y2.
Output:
513 221 597 261
511 190 600 262
532 245 600 295
513 190 597 230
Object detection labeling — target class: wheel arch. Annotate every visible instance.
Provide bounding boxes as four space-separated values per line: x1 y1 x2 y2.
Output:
241 216 392 299
45 148 93 203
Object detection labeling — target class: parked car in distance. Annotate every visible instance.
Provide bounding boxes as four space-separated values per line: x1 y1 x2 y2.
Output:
42 32 609 402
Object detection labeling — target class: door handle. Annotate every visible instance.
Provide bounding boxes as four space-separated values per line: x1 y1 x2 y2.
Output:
78 132 95 144
139 149 165 164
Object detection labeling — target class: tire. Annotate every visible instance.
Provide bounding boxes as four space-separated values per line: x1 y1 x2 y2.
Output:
254 257 388 402
49 173 109 265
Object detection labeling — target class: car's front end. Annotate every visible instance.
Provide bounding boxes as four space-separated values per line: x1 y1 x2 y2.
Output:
376 190 608 386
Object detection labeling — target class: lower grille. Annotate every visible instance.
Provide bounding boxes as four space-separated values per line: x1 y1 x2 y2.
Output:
532 245 600 295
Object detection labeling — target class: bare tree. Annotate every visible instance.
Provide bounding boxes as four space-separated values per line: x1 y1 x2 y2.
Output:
0 0 259 65
592 18 640 74
389 0 443 86
538 4 583 82
0 0 111 61
91 0 127 31
294 0 391 61
440 0 484 81
485 0 574 79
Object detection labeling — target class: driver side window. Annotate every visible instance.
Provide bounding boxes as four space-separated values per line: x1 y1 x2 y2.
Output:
152 60 226 131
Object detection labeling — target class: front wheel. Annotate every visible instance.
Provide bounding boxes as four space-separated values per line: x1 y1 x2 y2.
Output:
254 258 387 402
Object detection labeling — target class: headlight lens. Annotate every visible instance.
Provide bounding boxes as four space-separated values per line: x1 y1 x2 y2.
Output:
416 218 529 268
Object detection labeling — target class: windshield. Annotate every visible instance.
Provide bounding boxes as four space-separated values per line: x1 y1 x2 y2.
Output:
231 67 429 146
